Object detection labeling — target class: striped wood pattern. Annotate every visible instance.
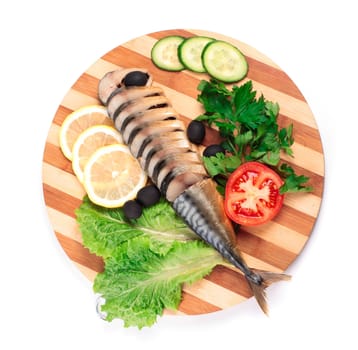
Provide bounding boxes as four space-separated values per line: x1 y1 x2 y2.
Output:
42 29 324 316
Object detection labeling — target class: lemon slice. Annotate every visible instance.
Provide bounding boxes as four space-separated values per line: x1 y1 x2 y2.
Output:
72 125 123 183
83 144 147 208
59 105 113 160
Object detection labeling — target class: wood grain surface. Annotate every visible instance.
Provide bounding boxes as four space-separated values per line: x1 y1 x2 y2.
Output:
42 29 324 316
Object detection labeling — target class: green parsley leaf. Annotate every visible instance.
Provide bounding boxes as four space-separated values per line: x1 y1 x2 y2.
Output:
278 164 313 194
234 130 253 153
203 153 242 178
278 124 294 156
265 100 280 119
196 79 313 193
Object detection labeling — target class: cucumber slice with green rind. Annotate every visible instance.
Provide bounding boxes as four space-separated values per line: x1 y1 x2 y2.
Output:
202 40 248 83
151 35 185 72
178 36 215 73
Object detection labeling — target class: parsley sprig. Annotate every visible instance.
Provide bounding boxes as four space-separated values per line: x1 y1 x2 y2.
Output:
196 79 312 194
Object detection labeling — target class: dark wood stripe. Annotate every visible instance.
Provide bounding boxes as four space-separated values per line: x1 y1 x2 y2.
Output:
71 71 323 158
43 142 74 174
104 47 202 100
43 183 82 218
246 57 305 101
56 227 224 315
178 292 222 315
148 29 305 101
278 161 324 198
61 77 322 164
44 177 307 269
70 68 323 156
149 29 194 40
55 232 104 273
237 230 296 270
66 79 325 182
53 105 73 126
206 265 253 298
44 133 322 231
44 127 322 232
72 73 100 99
64 75 324 159
278 113 324 154
274 204 317 236
57 230 222 315
54 93 325 201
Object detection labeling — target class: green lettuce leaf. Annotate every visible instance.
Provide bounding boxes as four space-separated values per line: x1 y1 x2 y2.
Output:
76 196 224 328
76 196 196 258
94 237 223 328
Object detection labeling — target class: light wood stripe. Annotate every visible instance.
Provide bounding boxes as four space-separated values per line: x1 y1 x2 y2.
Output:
42 162 85 199
49 111 324 200
163 309 186 316
183 278 247 309
56 232 103 273
48 117 324 183
67 69 324 164
44 180 292 274
85 49 320 130
227 253 283 273
250 80 318 129
45 196 287 313
135 30 304 100
117 33 317 128
178 292 221 314
50 208 249 311
47 123 60 146
44 163 314 247
43 182 307 277
281 142 324 176
73 262 98 282
244 221 308 255
72 264 214 316
190 29 281 69
86 58 122 80
43 174 298 270
284 192 323 218
43 144 322 220
61 89 98 111
42 29 324 317
47 207 82 243
52 87 325 173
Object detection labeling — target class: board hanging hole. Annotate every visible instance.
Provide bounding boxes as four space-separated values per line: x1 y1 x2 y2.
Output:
95 295 107 320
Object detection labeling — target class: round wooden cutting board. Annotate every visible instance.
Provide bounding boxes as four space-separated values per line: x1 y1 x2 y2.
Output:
42 29 324 317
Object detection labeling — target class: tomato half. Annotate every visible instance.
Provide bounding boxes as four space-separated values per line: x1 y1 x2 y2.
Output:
224 162 284 226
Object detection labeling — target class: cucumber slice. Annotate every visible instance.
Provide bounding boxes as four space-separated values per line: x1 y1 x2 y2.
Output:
151 35 185 71
178 36 215 73
202 40 248 83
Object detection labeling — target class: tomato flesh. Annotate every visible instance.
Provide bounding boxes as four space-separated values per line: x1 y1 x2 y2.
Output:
224 162 284 226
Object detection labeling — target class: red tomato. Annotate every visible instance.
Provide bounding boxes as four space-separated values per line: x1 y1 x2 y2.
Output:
224 162 284 226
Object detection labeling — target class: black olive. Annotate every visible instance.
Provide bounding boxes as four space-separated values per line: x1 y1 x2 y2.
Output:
122 71 149 87
187 120 206 144
203 144 225 157
123 200 143 219
136 185 161 207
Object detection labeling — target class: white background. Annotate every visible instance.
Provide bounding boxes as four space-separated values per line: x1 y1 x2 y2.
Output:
1 0 357 349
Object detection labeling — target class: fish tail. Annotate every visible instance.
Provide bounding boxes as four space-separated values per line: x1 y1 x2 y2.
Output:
245 269 291 315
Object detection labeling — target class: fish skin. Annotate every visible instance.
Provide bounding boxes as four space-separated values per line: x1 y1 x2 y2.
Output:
173 180 242 256
99 69 291 314
172 176 291 315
